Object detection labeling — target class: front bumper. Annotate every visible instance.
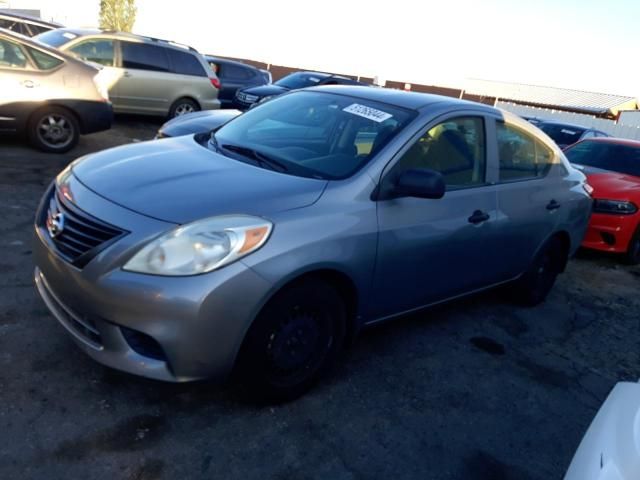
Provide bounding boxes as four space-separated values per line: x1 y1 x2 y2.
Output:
33 177 273 382
581 211 639 253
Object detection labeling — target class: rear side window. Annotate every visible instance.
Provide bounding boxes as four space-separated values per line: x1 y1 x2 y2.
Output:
224 63 253 80
0 38 28 69
166 49 206 77
497 123 553 181
69 39 115 67
122 42 169 72
26 47 63 70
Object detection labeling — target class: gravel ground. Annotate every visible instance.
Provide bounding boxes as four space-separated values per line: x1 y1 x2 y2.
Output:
0 118 638 480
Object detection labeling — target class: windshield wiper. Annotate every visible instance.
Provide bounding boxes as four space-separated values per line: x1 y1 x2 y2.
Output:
221 144 289 172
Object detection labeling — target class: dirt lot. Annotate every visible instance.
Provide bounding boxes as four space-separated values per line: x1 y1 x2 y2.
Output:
0 118 638 480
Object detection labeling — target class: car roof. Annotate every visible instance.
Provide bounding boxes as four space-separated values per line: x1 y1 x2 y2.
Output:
47 28 200 53
306 85 498 112
205 55 258 70
575 137 640 148
0 10 63 28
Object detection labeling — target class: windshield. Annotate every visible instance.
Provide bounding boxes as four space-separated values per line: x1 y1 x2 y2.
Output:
539 123 585 147
34 29 77 47
274 72 328 90
211 91 416 180
564 141 640 177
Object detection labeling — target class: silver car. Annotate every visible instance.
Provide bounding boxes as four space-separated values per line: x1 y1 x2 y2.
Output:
36 29 221 118
0 28 112 152
33 87 592 401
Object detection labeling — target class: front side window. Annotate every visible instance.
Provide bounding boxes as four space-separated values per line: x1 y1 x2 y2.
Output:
212 91 415 179
0 38 28 69
564 141 640 177
497 123 553 181
393 117 486 190
26 47 63 70
69 39 115 66
121 42 169 72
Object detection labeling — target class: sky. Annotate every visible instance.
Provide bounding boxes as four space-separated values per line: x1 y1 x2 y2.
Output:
6 0 640 97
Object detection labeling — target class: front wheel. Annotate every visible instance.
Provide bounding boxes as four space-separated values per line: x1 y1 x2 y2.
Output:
236 278 347 403
624 226 640 265
511 237 566 306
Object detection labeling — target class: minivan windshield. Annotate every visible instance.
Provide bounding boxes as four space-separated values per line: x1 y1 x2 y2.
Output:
211 91 416 180
564 140 640 177
34 29 77 47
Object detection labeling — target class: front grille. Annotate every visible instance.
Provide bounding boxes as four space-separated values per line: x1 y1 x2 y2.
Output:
43 189 126 267
35 269 103 350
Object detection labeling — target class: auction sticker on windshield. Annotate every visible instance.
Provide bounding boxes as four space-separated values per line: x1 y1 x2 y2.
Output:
343 104 393 123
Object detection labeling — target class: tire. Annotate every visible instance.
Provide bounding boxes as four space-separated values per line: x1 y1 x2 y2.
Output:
28 106 79 153
511 237 565 306
168 98 199 119
624 226 640 265
236 278 347 403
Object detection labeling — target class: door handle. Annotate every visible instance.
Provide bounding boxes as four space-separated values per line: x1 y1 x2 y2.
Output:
21 80 35 88
546 200 561 211
468 210 490 225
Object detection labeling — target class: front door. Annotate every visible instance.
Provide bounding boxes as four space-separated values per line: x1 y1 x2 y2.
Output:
371 115 502 319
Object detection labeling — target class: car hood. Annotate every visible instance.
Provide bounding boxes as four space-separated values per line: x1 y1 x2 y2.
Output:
71 136 327 224
241 84 289 97
159 109 241 137
578 167 640 199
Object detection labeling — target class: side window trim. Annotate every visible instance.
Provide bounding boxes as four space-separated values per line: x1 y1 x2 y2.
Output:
379 110 493 196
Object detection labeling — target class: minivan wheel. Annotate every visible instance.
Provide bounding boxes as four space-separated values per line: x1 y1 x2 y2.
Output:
28 107 79 153
512 237 565 306
169 98 199 118
624 226 640 265
237 279 346 403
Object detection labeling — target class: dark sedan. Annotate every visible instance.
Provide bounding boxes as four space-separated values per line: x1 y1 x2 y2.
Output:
156 109 241 138
536 120 610 149
233 71 366 110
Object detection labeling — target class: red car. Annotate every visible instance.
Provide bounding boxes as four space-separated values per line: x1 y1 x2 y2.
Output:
564 138 640 264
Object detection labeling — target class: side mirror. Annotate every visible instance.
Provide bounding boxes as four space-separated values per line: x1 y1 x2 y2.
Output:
393 168 445 199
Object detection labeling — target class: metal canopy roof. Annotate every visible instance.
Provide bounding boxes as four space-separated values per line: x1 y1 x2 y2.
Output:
464 79 638 117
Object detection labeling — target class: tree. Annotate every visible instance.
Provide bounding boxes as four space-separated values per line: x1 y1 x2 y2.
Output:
99 0 137 32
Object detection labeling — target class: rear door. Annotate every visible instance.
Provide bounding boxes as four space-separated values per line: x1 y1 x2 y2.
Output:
492 119 563 278
371 113 503 319
0 36 36 132
66 37 120 106
117 41 173 114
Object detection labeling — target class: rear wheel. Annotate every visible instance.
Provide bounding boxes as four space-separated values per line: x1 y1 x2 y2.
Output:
237 278 346 403
168 98 199 119
511 237 566 306
624 226 640 265
28 106 79 153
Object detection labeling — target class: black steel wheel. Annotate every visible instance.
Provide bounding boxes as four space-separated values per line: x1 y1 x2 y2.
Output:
237 278 346 403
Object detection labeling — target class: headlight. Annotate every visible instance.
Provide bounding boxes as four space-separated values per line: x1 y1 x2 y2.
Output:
592 199 638 215
123 215 272 276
